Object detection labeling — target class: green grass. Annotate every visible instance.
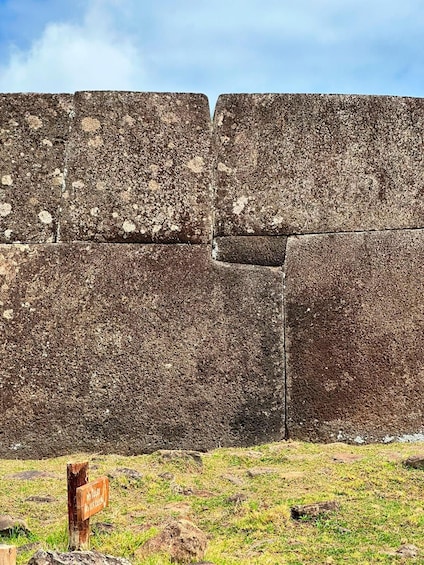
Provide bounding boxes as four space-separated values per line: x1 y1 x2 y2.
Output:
1 441 424 564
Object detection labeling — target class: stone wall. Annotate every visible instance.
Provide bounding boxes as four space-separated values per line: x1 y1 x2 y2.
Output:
1 92 424 457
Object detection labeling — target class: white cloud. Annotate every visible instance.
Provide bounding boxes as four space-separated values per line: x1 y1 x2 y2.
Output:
0 0 142 92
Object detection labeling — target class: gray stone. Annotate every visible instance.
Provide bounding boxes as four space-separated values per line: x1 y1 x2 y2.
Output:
0 93 72 243
285 229 424 442
290 501 339 520
403 455 424 470
155 450 203 468
213 236 286 265
28 551 131 565
0 243 283 457
61 92 212 244
396 544 419 558
0 515 30 535
214 94 424 236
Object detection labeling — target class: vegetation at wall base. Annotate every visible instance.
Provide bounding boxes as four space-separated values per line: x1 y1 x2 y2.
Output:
1 441 424 564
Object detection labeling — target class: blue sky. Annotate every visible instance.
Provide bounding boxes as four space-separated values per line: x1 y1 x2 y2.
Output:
0 0 423 111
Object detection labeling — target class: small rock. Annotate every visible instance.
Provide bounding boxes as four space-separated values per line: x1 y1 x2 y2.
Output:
290 501 339 520
156 450 203 469
92 522 115 534
226 493 247 504
247 467 276 478
26 495 56 503
108 468 142 479
0 515 31 535
403 455 424 470
28 551 131 565
9 470 57 480
17 543 41 554
396 544 419 558
136 519 208 564
221 474 243 486
159 472 175 480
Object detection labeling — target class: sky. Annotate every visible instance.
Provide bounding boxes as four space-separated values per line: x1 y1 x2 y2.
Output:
0 0 423 112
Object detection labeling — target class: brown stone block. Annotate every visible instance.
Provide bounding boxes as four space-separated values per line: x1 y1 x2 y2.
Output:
213 236 287 265
62 92 212 243
0 93 73 243
214 94 424 236
0 244 283 457
285 229 424 442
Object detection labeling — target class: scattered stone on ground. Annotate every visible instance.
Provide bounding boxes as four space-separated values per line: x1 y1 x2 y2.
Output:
247 467 276 478
25 495 56 503
108 468 142 480
155 450 204 470
8 471 58 480
226 493 247 504
403 455 424 470
92 522 115 534
136 519 208 564
0 515 31 535
159 472 175 481
28 550 131 565
396 544 419 558
221 474 244 486
290 501 339 520
17 543 41 554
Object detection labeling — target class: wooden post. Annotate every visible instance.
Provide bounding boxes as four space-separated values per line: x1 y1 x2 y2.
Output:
67 461 89 550
0 545 16 565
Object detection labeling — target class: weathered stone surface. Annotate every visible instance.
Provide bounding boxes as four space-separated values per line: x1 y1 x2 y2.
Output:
0 515 30 535
213 236 286 265
28 551 131 565
214 94 424 236
136 519 208 563
0 93 73 243
0 244 283 457
403 455 424 470
290 501 339 520
61 92 211 244
285 229 424 442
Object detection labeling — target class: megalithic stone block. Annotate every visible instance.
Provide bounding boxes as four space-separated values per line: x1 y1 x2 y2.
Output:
285 229 424 443
0 244 284 458
0 94 73 243
213 94 424 236
61 92 212 244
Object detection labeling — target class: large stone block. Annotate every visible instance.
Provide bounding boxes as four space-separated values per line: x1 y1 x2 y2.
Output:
0 244 283 457
285 229 424 442
0 93 73 243
61 92 212 243
214 94 424 236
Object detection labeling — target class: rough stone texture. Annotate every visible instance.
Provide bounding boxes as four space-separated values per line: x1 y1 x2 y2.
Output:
136 519 208 563
213 236 286 265
213 94 424 236
61 92 212 244
0 244 283 458
0 93 73 243
285 229 424 442
28 551 131 565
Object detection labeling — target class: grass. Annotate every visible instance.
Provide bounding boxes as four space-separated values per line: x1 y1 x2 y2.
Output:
1 441 424 564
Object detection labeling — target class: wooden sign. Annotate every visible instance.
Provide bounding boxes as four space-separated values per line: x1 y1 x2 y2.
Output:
67 461 110 551
77 476 110 521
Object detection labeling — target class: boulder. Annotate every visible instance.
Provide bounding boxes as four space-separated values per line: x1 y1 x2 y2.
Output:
28 551 131 565
137 519 208 563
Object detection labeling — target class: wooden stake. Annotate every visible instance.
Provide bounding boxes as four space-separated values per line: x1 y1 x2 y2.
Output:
0 545 16 565
67 461 89 550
